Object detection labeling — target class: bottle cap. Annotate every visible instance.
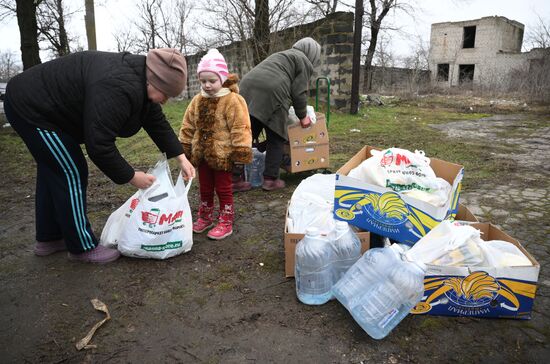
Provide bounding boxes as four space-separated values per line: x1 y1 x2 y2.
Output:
390 243 405 254
305 227 320 236
335 221 348 231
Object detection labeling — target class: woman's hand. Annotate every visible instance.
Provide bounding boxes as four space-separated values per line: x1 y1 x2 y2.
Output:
176 153 196 180
129 171 156 189
300 116 312 128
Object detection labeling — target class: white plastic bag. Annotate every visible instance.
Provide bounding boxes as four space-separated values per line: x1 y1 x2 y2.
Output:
404 220 484 266
478 240 532 267
348 148 451 207
100 157 193 259
288 173 335 234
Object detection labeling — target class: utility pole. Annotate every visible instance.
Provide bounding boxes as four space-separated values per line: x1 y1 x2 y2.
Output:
84 0 97 50
350 0 363 114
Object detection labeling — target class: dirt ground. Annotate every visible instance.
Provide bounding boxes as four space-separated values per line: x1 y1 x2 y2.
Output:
1 108 549 363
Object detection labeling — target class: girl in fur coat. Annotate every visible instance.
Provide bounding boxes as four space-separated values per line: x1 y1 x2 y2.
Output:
179 49 252 240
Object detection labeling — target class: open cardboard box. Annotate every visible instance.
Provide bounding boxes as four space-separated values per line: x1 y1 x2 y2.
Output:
283 112 330 173
411 222 540 319
334 145 464 246
283 203 370 278
454 203 478 223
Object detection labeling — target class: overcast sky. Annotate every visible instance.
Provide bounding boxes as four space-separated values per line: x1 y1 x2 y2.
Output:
0 0 548 64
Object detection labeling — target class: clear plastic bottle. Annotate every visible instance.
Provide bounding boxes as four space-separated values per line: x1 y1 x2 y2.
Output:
295 227 333 305
331 221 362 284
246 148 265 187
348 259 426 339
332 244 404 311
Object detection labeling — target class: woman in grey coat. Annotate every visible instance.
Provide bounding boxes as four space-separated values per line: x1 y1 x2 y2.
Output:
238 37 321 191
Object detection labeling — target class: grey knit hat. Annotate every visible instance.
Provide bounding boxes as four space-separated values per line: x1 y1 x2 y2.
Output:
292 37 321 67
146 48 187 97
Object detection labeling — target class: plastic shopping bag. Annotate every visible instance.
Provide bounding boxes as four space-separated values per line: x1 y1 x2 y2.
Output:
478 240 532 267
348 147 451 207
288 173 335 234
100 156 193 259
404 220 484 266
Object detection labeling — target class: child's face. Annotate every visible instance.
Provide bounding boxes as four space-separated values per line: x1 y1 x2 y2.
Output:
199 71 222 95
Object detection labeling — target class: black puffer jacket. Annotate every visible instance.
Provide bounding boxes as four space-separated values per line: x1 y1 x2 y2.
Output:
6 51 184 184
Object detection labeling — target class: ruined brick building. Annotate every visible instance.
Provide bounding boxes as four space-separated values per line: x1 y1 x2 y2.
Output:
428 16 550 90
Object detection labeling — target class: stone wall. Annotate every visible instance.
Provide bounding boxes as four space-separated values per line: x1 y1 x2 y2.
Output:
185 12 354 110
361 66 430 94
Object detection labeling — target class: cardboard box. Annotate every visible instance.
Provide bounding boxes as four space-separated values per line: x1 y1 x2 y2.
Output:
411 223 540 319
284 206 370 278
334 146 464 246
283 113 330 173
454 203 479 223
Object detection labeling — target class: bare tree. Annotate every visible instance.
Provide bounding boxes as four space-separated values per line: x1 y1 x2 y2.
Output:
85 0 97 50
372 33 395 67
253 0 270 65
37 0 78 57
0 50 22 81
525 14 550 50
363 0 415 91
131 0 194 53
113 27 139 53
196 0 303 51
350 0 363 114
304 0 339 17
1 0 43 69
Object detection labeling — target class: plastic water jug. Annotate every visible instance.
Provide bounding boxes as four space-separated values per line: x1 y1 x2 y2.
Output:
295 227 333 305
333 245 426 339
332 244 404 311
331 221 361 283
246 148 265 187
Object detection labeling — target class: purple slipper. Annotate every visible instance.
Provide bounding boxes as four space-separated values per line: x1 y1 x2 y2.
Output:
68 245 121 264
34 240 67 256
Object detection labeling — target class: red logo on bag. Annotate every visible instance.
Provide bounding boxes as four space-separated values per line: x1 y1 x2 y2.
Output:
381 150 393 166
158 211 183 225
395 154 411 166
142 208 160 226
130 198 140 210
141 208 183 227
381 150 411 167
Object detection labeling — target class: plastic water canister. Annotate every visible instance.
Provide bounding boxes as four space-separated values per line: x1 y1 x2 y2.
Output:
349 259 426 339
295 227 333 305
332 246 402 311
331 221 361 284
247 148 265 187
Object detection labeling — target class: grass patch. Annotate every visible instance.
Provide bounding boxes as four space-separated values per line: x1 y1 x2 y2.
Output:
215 281 235 292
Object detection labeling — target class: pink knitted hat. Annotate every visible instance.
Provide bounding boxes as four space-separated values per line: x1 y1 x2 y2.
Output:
197 49 229 84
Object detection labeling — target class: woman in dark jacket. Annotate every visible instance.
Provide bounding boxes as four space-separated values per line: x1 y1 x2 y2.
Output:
239 37 321 191
4 48 195 263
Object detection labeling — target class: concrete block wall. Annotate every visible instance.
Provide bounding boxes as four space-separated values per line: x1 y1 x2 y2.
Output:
184 12 354 110
361 66 430 93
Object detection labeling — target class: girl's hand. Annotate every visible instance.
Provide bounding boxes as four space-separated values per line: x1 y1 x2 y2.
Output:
176 153 196 180
129 171 156 189
300 116 312 128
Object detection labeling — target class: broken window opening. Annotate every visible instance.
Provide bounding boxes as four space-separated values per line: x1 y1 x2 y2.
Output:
459 64 475 84
437 64 450 81
463 26 476 48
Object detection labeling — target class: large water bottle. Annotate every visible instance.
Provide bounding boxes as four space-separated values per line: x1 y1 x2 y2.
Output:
331 221 361 284
349 260 426 339
295 227 333 305
332 244 404 311
246 148 265 187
